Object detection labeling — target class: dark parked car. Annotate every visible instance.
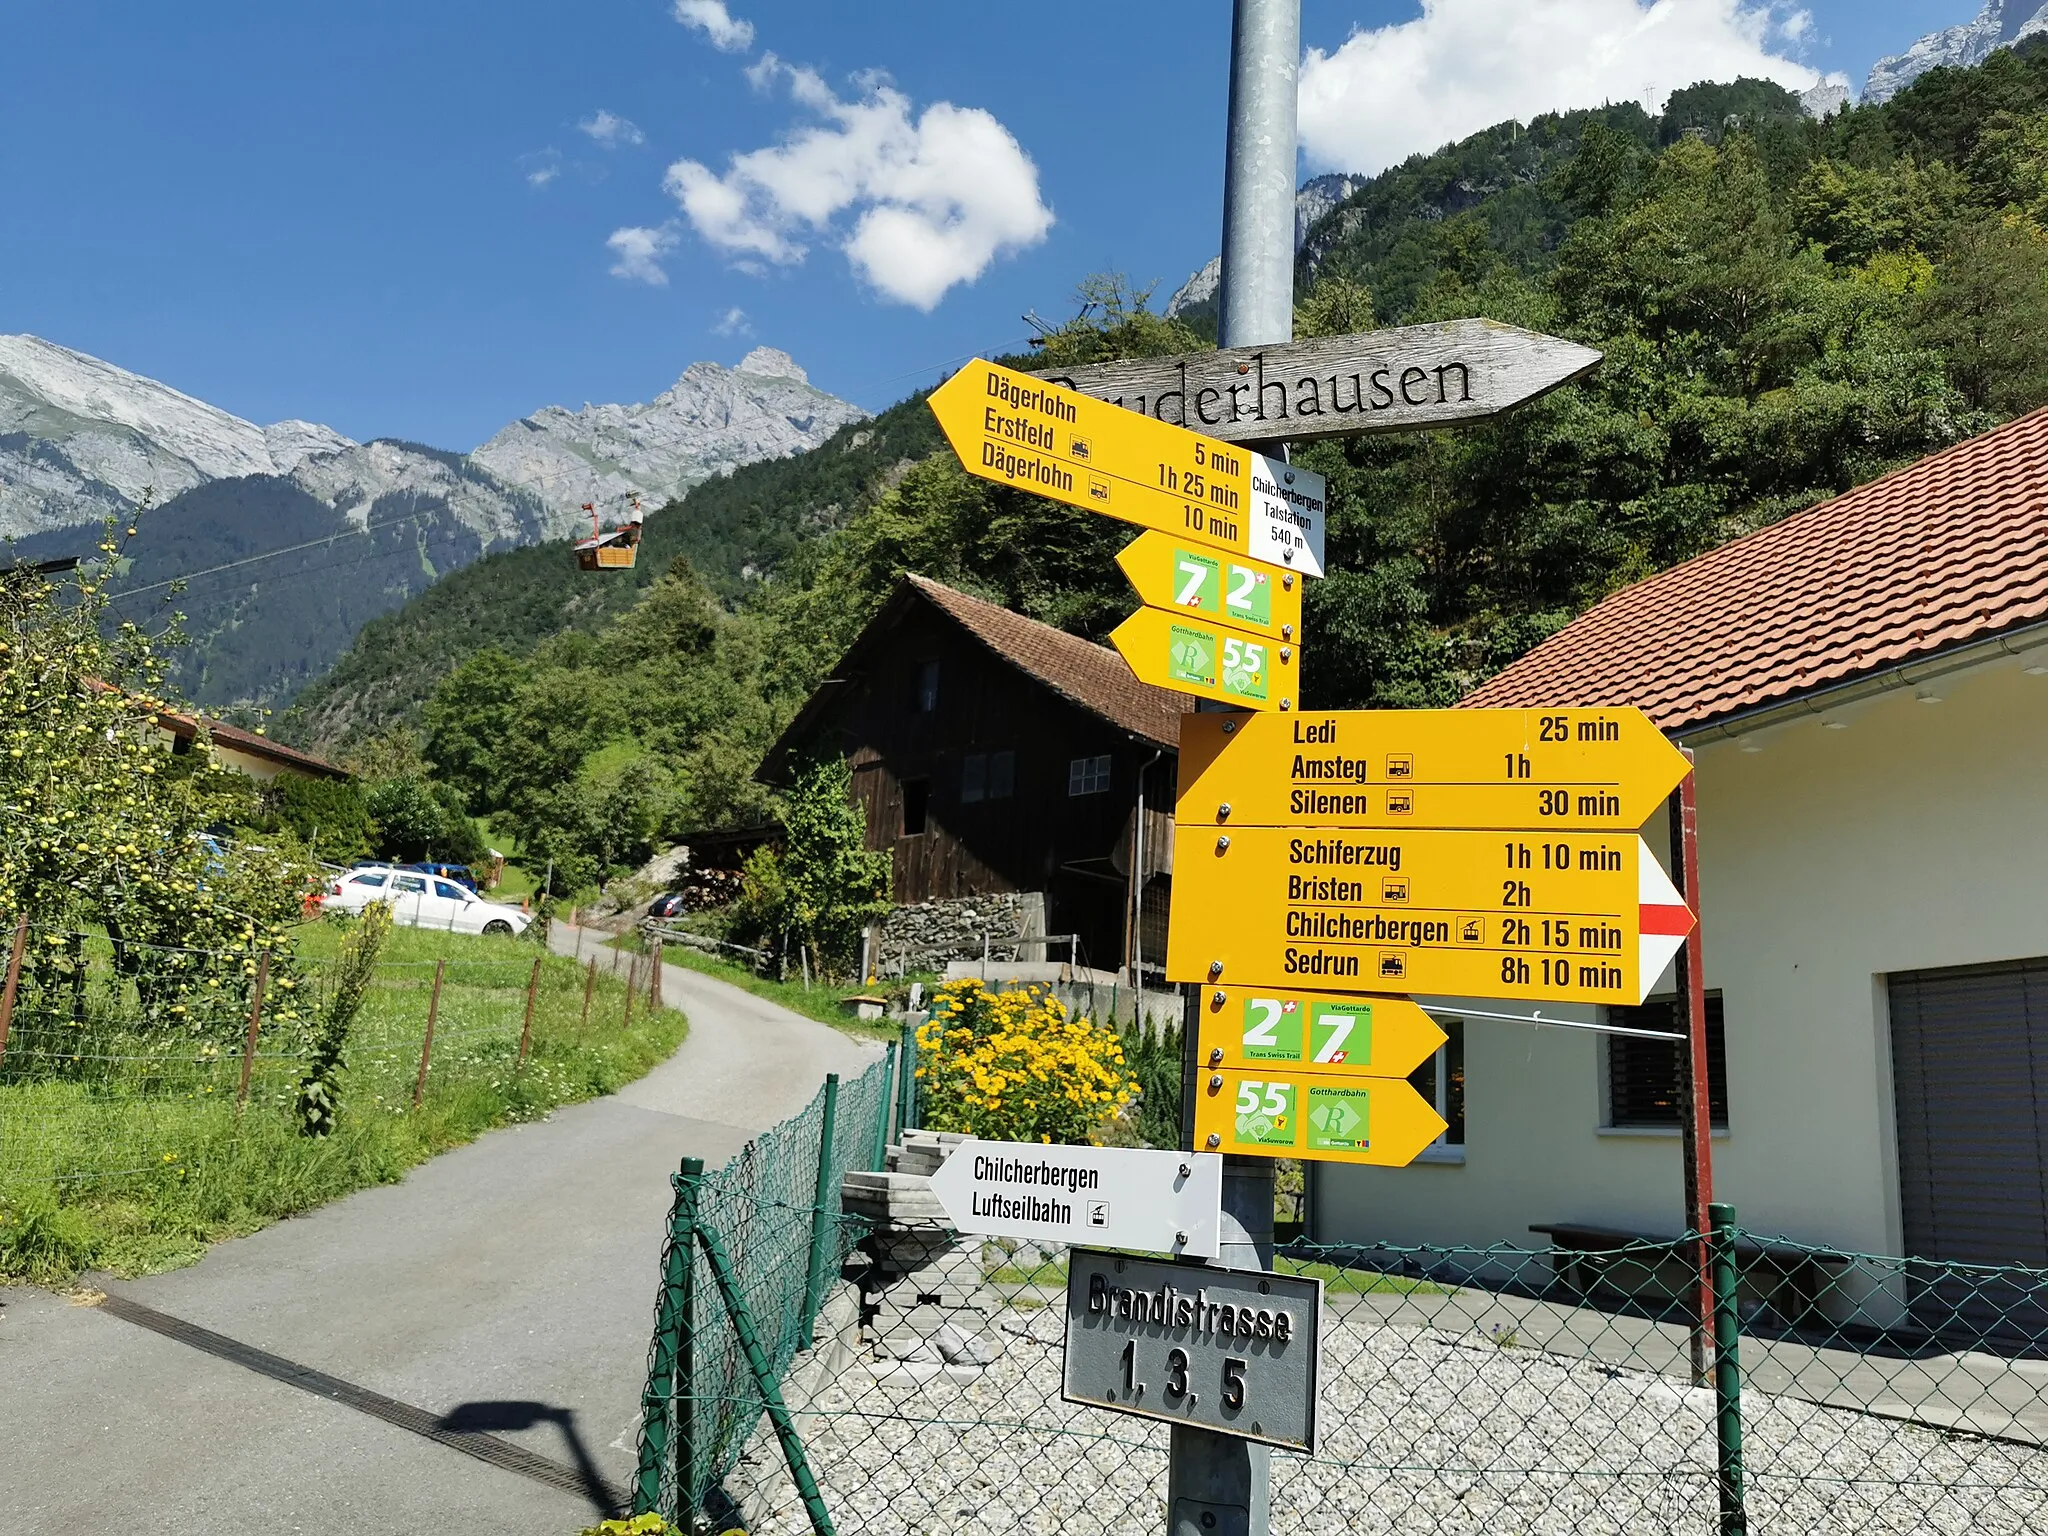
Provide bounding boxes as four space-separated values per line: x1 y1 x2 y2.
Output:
647 891 690 921
405 861 480 892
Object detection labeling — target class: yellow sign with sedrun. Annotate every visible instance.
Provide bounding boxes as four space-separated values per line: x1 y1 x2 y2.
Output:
1196 986 1445 1079
1176 707 1691 831
928 359 1329 576
1193 1068 1446 1168
1165 825 1694 1006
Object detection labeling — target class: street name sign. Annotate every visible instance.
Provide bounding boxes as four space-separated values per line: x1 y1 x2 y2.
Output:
1109 605 1297 711
1165 826 1695 1005
930 1140 1224 1258
928 358 1329 575
1177 707 1690 831
1192 1069 1447 1168
1197 986 1445 1078
1063 1248 1322 1452
1115 529 1302 643
1031 318 1604 447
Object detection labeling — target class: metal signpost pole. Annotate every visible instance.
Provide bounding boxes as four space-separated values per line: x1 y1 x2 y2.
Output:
1668 750 1716 1383
1170 5 1298 1534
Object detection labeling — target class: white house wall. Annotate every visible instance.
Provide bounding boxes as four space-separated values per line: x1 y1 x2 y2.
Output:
1318 654 2048 1258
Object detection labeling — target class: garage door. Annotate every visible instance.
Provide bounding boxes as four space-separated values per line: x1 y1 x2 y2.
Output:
1889 958 2048 1269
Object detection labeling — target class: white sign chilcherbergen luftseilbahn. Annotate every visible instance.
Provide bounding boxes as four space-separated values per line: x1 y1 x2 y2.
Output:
928 1140 1224 1259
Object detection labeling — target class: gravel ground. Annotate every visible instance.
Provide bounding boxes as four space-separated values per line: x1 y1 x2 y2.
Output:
723 1291 2048 1536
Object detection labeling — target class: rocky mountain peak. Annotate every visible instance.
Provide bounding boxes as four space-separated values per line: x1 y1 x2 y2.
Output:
1865 0 2048 105
735 346 808 383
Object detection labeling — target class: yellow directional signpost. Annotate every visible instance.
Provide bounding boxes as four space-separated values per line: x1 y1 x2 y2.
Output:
1177 707 1691 831
1114 530 1302 642
1196 986 1444 1077
1108 605 1297 710
1166 825 1694 1006
928 358 1328 576
1193 1068 1446 1167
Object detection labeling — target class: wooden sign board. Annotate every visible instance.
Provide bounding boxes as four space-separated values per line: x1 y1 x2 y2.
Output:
928 359 1328 575
1177 707 1690 831
1031 319 1603 447
1165 826 1694 1005
1192 1068 1447 1168
1115 530 1301 643
1196 986 1445 1079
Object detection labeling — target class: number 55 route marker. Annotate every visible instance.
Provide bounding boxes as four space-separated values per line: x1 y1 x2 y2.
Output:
1197 987 1446 1078
1194 1069 1447 1168
1110 606 1298 711
1115 530 1302 644
928 358 1328 576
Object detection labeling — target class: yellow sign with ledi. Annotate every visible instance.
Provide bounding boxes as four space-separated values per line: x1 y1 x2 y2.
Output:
1108 606 1298 711
1177 707 1690 832
1165 825 1692 1006
1114 531 1302 643
927 359 1328 576
1193 1068 1447 1168
1195 986 1445 1079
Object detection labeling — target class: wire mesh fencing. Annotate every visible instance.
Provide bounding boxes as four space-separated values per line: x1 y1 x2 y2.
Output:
0 916 627 1191
636 1130 2048 1535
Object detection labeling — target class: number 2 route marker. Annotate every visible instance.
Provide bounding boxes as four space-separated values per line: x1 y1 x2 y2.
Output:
1197 986 1446 1078
1114 530 1302 643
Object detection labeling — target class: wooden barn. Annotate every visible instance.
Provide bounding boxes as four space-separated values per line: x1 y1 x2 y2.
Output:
759 575 1188 977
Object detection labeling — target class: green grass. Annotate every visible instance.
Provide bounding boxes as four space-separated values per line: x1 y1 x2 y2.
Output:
0 922 684 1285
1275 1256 1444 1296
612 930 899 1042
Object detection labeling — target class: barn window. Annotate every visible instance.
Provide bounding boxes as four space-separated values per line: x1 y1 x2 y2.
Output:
962 750 1015 804
1067 755 1112 796
902 778 930 836
1604 993 1728 1129
914 661 940 713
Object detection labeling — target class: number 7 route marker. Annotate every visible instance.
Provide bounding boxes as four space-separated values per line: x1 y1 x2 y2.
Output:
1197 986 1445 1077
1115 530 1302 643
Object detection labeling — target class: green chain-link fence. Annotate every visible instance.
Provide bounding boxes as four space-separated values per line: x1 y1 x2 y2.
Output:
636 1113 2048 1533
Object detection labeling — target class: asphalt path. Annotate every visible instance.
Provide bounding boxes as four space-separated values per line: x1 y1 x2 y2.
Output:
0 925 880 1535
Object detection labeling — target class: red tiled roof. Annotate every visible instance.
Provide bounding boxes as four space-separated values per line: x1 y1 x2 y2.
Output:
904 575 1192 746
1463 407 2048 731
158 707 350 778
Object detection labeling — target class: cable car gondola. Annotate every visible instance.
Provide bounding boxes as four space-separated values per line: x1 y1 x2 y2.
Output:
574 496 643 571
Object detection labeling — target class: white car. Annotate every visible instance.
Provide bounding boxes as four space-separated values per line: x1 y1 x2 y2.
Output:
323 866 532 937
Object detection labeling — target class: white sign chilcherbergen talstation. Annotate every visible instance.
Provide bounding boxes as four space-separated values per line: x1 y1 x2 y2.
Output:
929 1140 1225 1259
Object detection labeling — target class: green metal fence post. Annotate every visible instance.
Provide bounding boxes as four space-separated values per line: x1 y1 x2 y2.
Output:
875 1042 897 1170
1708 1201 1747 1534
634 1156 703 1520
895 1021 916 1137
698 1220 838 1536
801 1073 841 1330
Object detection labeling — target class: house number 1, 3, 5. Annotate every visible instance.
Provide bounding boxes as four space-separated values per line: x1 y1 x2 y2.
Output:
1119 1339 1247 1409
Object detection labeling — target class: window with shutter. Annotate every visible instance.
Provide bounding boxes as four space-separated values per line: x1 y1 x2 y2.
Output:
1605 993 1727 1128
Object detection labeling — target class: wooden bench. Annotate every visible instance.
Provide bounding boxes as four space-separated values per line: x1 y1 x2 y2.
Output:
1530 1221 1852 1326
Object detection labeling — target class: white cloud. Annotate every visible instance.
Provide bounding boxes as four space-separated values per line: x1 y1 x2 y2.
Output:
712 305 752 336
1299 0 1849 174
608 224 680 285
579 109 645 148
673 0 754 52
659 63 1054 309
522 149 562 188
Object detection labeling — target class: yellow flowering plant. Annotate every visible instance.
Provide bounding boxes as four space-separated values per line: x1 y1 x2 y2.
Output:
914 978 1138 1145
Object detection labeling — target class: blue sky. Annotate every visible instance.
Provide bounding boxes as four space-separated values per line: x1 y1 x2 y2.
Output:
2 0 1969 450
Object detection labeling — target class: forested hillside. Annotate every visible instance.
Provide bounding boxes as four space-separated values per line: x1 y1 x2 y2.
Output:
287 44 2048 890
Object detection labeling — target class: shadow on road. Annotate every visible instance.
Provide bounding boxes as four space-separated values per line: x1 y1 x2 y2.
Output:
439 1400 625 1520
